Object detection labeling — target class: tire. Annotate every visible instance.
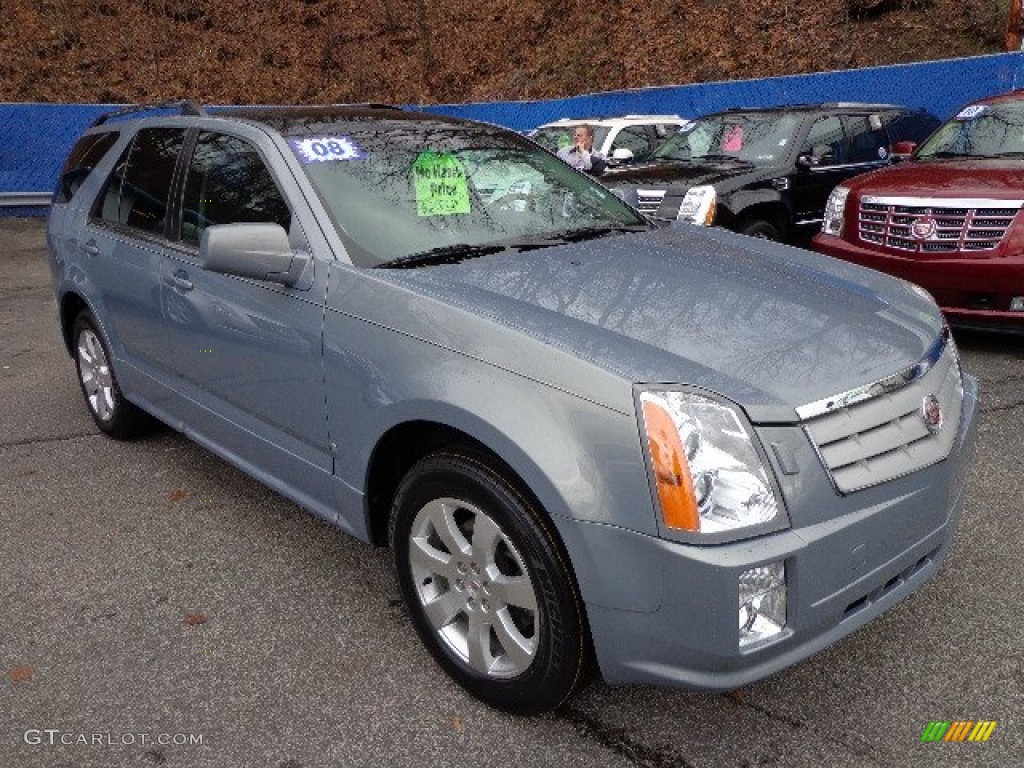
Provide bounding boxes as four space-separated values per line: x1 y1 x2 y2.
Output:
390 452 587 714
72 310 151 439
738 219 782 241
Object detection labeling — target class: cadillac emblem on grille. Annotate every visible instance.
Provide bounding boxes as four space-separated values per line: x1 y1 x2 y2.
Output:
911 216 937 240
921 394 944 434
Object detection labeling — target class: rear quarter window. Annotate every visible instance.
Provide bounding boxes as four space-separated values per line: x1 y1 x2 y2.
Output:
54 131 119 204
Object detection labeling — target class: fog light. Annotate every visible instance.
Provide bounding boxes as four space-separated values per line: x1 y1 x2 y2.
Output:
739 562 787 648
1010 297 1024 312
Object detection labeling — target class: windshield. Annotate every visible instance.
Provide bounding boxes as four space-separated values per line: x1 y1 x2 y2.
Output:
287 118 645 267
652 113 800 166
531 125 611 154
915 101 1024 160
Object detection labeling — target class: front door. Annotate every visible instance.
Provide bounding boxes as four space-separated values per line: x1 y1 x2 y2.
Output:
156 130 335 518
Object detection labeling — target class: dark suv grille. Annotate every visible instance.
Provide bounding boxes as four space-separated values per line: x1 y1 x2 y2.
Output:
858 197 1021 254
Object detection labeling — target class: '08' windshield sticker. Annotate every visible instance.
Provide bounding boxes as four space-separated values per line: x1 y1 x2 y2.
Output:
955 105 986 120
290 136 364 163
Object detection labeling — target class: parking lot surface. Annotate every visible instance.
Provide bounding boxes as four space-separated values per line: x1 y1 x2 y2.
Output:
2 218 1021 767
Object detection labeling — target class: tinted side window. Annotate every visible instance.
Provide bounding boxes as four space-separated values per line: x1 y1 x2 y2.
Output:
611 126 654 159
884 111 941 145
654 123 680 141
91 127 186 235
802 116 845 165
180 132 291 247
845 115 888 164
54 131 119 204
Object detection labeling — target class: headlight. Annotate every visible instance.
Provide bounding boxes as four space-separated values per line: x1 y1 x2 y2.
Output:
639 390 781 536
678 185 716 226
821 185 850 236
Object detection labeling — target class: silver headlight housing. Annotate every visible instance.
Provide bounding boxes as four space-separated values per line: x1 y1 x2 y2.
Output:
821 185 850 236
639 389 786 539
677 185 716 226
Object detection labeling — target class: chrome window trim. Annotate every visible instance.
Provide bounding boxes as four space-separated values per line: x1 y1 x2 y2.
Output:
809 160 886 173
795 327 950 421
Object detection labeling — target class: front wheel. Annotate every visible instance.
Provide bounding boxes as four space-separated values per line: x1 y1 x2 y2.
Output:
72 311 151 439
738 219 782 241
390 452 587 714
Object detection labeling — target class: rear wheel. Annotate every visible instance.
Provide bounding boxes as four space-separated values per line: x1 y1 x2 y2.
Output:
390 452 586 714
738 219 782 241
72 311 150 439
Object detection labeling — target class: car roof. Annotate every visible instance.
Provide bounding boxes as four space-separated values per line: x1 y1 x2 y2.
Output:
88 100 481 135
709 102 911 117
966 88 1024 107
535 115 686 129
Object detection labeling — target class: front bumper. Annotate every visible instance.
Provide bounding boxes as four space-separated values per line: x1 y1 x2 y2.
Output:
563 374 978 690
812 233 1024 331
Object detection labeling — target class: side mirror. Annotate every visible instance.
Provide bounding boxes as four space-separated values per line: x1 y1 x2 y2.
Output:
798 144 833 169
610 147 635 165
200 223 310 287
891 141 917 162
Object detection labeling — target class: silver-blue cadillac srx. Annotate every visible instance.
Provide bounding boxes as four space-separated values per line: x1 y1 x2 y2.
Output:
46 102 978 714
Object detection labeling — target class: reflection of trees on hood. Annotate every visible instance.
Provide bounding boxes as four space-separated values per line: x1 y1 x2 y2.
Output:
434 226 915 392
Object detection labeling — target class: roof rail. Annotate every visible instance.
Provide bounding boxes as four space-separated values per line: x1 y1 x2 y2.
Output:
90 99 206 127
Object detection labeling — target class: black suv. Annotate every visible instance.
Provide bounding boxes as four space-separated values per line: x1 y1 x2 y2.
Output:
602 103 940 242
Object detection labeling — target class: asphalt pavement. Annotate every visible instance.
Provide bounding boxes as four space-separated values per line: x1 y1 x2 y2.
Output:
1 217 1021 768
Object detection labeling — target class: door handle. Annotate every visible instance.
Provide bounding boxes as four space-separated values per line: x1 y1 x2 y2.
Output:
164 269 194 291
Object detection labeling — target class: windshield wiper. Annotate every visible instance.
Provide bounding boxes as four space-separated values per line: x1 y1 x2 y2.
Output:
551 224 652 243
696 153 753 165
969 151 1024 159
921 151 967 160
376 233 596 269
376 243 509 269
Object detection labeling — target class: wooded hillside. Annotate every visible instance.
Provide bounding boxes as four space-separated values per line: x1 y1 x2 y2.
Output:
0 0 1009 105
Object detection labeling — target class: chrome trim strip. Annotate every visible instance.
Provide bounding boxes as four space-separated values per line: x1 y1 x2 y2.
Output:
861 195 1024 209
795 327 950 421
810 161 886 173
0 192 52 207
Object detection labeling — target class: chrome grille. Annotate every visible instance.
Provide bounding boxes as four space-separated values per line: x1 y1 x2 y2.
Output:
636 188 666 216
798 332 963 494
858 196 1021 254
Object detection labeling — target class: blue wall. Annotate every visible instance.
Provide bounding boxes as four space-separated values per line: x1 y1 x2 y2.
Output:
2 53 1023 206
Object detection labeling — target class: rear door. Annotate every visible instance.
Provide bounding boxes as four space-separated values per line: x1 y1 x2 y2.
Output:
79 126 188 399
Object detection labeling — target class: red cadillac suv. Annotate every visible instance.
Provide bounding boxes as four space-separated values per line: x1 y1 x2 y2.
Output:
812 90 1024 332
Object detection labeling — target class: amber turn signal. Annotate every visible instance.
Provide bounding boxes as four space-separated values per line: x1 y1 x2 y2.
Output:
641 399 700 531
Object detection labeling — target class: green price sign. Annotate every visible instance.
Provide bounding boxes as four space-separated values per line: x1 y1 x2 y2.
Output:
412 152 471 217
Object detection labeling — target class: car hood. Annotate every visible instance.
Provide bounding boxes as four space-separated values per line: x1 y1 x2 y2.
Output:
850 158 1024 199
604 160 770 191
376 226 943 423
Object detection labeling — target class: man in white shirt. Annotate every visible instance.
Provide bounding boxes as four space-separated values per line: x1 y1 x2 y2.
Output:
556 125 607 174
